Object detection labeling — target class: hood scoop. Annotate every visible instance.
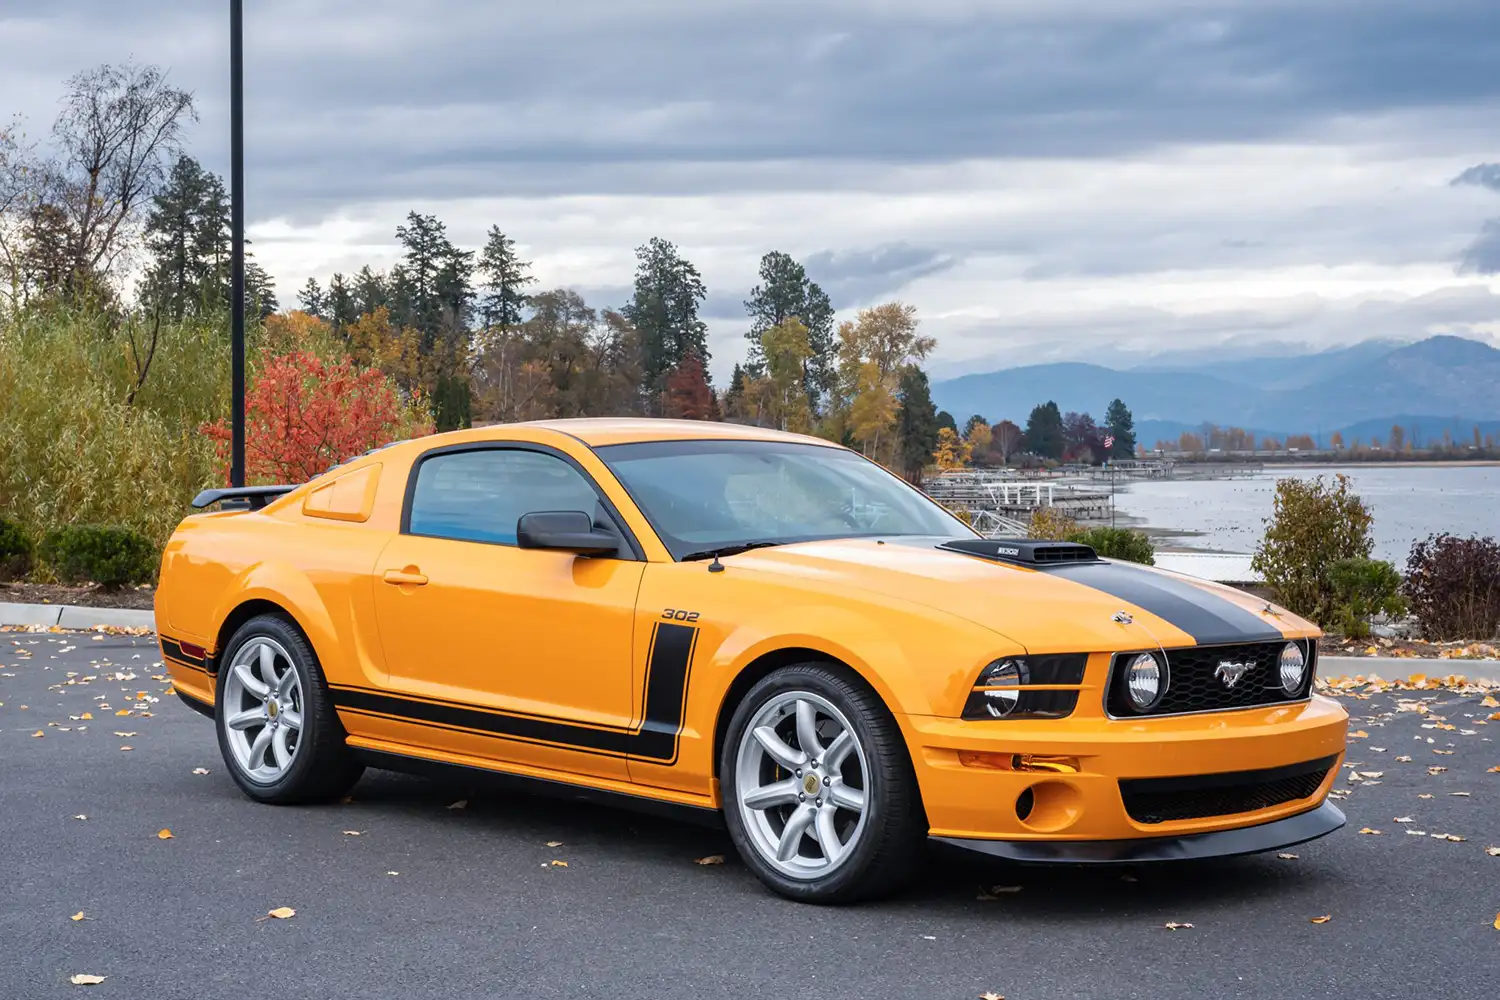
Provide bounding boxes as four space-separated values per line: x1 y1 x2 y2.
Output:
938 538 1100 567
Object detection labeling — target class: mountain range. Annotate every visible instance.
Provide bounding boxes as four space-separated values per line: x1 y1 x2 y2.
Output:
930 336 1500 444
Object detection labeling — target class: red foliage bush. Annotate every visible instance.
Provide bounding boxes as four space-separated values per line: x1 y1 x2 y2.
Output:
1402 534 1500 640
202 351 433 484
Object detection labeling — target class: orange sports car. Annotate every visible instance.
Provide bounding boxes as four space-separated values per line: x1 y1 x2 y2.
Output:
157 419 1347 902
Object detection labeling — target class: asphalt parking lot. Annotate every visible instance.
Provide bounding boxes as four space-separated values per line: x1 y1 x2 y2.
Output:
2 630 1497 1000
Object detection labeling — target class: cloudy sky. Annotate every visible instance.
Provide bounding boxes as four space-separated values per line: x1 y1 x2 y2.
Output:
4 0 1499 379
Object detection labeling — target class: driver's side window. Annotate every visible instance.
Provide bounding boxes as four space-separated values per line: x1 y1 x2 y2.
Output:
406 448 603 546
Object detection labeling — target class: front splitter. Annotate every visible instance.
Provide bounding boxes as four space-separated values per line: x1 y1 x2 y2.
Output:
933 800 1346 864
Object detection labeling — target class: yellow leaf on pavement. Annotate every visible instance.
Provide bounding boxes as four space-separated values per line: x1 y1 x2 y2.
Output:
342 830 361 836
31 730 43 738
980 993 1006 1000
79 712 92 720
1311 915 1332 924
1494 913 1500 931
1482 696 1499 708
1277 853 1299 860
545 841 563 848
694 855 725 866
69 974 106 985
70 911 85 922
156 828 173 840
266 907 296 919
1358 827 1381 835
1350 730 1369 738
550 860 568 867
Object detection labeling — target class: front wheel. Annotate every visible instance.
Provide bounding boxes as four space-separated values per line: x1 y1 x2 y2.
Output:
720 664 925 903
214 614 363 804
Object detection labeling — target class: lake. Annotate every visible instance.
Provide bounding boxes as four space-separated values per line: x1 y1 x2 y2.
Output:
1111 464 1500 564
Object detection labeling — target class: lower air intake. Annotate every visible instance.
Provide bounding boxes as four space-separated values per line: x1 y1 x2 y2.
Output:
1119 755 1336 824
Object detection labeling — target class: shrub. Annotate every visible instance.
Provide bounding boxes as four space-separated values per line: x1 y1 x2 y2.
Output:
39 525 158 588
1327 557 1406 638
1402 534 1500 640
1251 474 1374 625
1071 526 1155 566
0 516 34 581
1028 506 1079 541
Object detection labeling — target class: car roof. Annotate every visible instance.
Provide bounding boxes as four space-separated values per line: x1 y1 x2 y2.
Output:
506 418 844 449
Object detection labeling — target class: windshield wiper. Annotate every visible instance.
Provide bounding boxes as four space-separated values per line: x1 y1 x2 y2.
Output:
680 540 785 563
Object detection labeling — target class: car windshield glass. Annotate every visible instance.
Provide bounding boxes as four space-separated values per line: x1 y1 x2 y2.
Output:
596 439 968 559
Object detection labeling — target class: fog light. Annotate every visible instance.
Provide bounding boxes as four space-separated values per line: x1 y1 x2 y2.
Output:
1279 641 1307 695
1125 652 1165 711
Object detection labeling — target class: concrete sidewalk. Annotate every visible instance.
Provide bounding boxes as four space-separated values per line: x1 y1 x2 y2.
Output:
0 601 155 630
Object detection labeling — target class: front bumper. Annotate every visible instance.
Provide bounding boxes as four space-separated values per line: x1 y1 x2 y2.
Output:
935 800 1345 863
907 694 1349 844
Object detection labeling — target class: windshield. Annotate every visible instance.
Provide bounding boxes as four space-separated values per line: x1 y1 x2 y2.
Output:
596 439 970 559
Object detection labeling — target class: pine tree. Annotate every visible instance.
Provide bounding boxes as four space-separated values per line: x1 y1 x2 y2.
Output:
141 155 227 319
298 277 326 318
622 237 709 400
895 369 940 483
476 226 534 332
327 272 357 332
743 250 834 400
1105 398 1136 459
1023 401 1065 459
353 265 388 318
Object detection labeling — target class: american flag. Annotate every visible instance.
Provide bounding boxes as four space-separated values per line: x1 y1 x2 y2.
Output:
1103 435 1115 449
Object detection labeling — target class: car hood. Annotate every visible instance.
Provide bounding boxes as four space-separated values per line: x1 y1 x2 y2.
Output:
726 536 1309 653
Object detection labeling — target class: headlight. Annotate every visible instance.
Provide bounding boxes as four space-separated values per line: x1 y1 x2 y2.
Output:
1279 641 1307 695
1124 652 1165 712
969 658 1028 718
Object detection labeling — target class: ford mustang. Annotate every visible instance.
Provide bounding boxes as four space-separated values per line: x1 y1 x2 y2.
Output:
157 419 1347 903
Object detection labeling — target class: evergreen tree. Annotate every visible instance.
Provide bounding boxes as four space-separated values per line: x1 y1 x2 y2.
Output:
432 372 472 432
743 250 834 400
298 277 326 317
141 155 228 319
394 211 473 347
327 272 358 332
1023 401 1065 459
244 259 278 319
476 226 534 332
1105 398 1137 458
936 410 957 433
895 369 940 483
724 363 748 422
622 237 709 400
352 265 388 318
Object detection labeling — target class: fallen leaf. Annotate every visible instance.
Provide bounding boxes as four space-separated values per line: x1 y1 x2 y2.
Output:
446 799 467 810
341 830 362 836
69 974 106 985
1163 921 1194 930
265 906 296 920
1394 816 1414 823
191 768 210 775
114 709 130 716
118 746 132 752
1359 771 1383 779
73 814 86 820
1482 696 1499 708
1396 755 1413 762
549 860 568 867
1485 847 1500 857
1311 915 1332 924
1488 765 1500 773
1406 829 1428 836
112 732 136 737
1433 750 1454 756
1419 793 1434 799
79 712 92 720
1350 730 1369 738
694 855 725 866
545 841 563 848
980 993 1006 1000
1494 913 1500 932
70 911 86 922
1358 827 1382 835
1277 852 1299 860
386 871 400 876
31 730 43 738
156 828 173 840
1451 791 1472 797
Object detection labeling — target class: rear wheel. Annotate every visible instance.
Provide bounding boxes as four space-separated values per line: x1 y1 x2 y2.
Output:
214 614 363 804
721 663 925 903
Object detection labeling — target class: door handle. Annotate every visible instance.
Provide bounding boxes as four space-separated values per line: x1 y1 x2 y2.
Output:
382 568 429 587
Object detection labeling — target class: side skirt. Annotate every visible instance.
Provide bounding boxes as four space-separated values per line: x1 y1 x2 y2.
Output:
350 747 725 829
175 687 216 720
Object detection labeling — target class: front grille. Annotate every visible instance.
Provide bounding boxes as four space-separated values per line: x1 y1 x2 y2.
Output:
1106 640 1315 717
1119 755 1336 824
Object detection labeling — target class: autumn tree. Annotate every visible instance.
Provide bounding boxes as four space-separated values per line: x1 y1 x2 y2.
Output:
662 351 716 420
965 416 993 461
1330 431 1345 449
754 317 815 433
623 237 709 400
831 302 934 453
743 250 834 401
1179 431 1205 452
848 361 898 458
933 426 972 470
202 351 433 485
1062 411 1105 464
1389 425 1406 452
992 419 1023 465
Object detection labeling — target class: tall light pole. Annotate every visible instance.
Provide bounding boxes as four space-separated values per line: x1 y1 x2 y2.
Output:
229 0 246 487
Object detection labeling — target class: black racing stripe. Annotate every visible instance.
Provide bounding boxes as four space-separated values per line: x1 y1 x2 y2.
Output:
1048 561 1284 646
329 621 698 763
160 637 204 667
164 655 208 675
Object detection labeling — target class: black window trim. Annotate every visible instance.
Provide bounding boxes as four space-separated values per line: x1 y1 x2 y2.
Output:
399 441 646 561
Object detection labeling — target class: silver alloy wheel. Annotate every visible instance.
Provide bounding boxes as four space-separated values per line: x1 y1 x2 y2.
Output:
221 637 304 784
734 690 870 880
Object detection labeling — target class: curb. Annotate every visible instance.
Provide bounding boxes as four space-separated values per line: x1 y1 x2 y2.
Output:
1320 655 1500 683
0 602 156 631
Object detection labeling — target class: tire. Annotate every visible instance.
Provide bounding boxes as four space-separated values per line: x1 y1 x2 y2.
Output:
720 663 926 903
213 613 363 804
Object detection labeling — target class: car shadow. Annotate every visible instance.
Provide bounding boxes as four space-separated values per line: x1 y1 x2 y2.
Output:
337 768 1329 919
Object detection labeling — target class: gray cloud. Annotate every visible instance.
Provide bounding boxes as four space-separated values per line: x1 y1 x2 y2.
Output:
801 244 958 307
1452 163 1500 193
1458 219 1500 274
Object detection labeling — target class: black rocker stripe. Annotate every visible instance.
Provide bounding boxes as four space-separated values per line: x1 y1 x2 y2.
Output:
1046 560 1285 646
330 621 698 763
161 636 213 672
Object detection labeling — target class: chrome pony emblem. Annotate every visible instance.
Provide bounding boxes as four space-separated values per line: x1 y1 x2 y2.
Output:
1215 661 1252 688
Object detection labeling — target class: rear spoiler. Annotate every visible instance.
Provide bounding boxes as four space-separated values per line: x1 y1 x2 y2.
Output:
191 485 297 511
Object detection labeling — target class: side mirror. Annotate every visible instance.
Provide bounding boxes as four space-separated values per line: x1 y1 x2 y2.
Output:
516 510 620 555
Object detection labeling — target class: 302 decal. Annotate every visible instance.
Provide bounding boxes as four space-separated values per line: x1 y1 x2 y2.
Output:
661 608 700 622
